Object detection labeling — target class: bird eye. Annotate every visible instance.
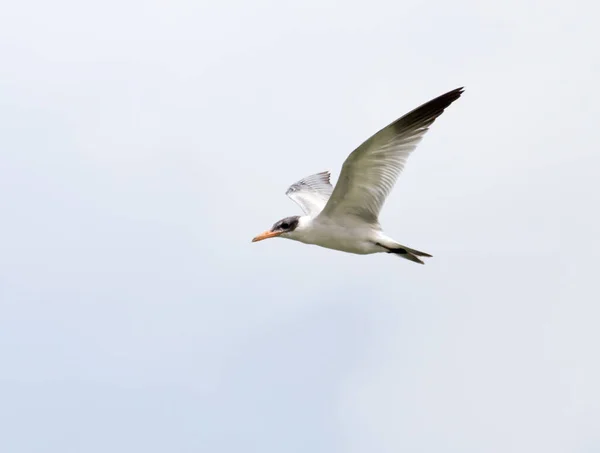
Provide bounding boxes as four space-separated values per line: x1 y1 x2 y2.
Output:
280 222 289 229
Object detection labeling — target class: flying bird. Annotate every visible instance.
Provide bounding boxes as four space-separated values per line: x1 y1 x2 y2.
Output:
252 87 464 264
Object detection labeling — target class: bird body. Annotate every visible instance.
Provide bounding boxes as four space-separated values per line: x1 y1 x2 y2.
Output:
291 215 384 255
252 87 464 264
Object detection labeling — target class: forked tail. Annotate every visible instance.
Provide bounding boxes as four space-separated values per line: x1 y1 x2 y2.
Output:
376 237 432 265
386 245 432 264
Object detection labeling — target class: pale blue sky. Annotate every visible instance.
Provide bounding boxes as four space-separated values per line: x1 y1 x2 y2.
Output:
1 0 599 452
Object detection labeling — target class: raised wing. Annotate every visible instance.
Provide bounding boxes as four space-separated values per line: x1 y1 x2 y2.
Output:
285 171 334 216
318 87 464 224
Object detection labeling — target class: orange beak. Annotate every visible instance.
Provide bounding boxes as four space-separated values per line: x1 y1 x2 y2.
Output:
251 230 282 242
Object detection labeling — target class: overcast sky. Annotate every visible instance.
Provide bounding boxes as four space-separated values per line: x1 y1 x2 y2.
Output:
1 0 599 452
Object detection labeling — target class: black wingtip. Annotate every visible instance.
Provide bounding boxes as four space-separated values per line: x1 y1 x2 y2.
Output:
434 86 465 104
390 85 465 132
437 86 465 104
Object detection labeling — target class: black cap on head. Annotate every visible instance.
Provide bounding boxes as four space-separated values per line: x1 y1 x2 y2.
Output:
271 216 300 232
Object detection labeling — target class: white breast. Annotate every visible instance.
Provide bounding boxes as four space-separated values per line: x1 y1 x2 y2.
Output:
288 216 383 255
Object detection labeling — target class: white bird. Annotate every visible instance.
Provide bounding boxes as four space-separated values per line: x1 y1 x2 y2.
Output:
252 87 464 264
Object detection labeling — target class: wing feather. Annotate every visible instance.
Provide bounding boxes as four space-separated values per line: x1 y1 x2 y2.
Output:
285 171 334 216
318 87 464 224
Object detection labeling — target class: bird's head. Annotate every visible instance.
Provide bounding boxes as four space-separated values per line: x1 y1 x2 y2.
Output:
252 215 301 242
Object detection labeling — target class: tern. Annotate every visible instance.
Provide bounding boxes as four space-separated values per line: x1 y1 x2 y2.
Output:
252 87 464 264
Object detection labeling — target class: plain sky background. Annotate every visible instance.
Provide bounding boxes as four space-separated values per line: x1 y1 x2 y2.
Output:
1 0 599 452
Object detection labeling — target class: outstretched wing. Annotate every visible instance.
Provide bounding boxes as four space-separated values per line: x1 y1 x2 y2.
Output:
318 87 464 224
285 171 334 216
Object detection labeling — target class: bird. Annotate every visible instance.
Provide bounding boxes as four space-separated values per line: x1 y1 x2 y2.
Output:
252 87 464 264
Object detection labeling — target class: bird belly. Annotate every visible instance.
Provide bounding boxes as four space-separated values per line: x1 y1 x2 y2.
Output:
293 223 382 255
